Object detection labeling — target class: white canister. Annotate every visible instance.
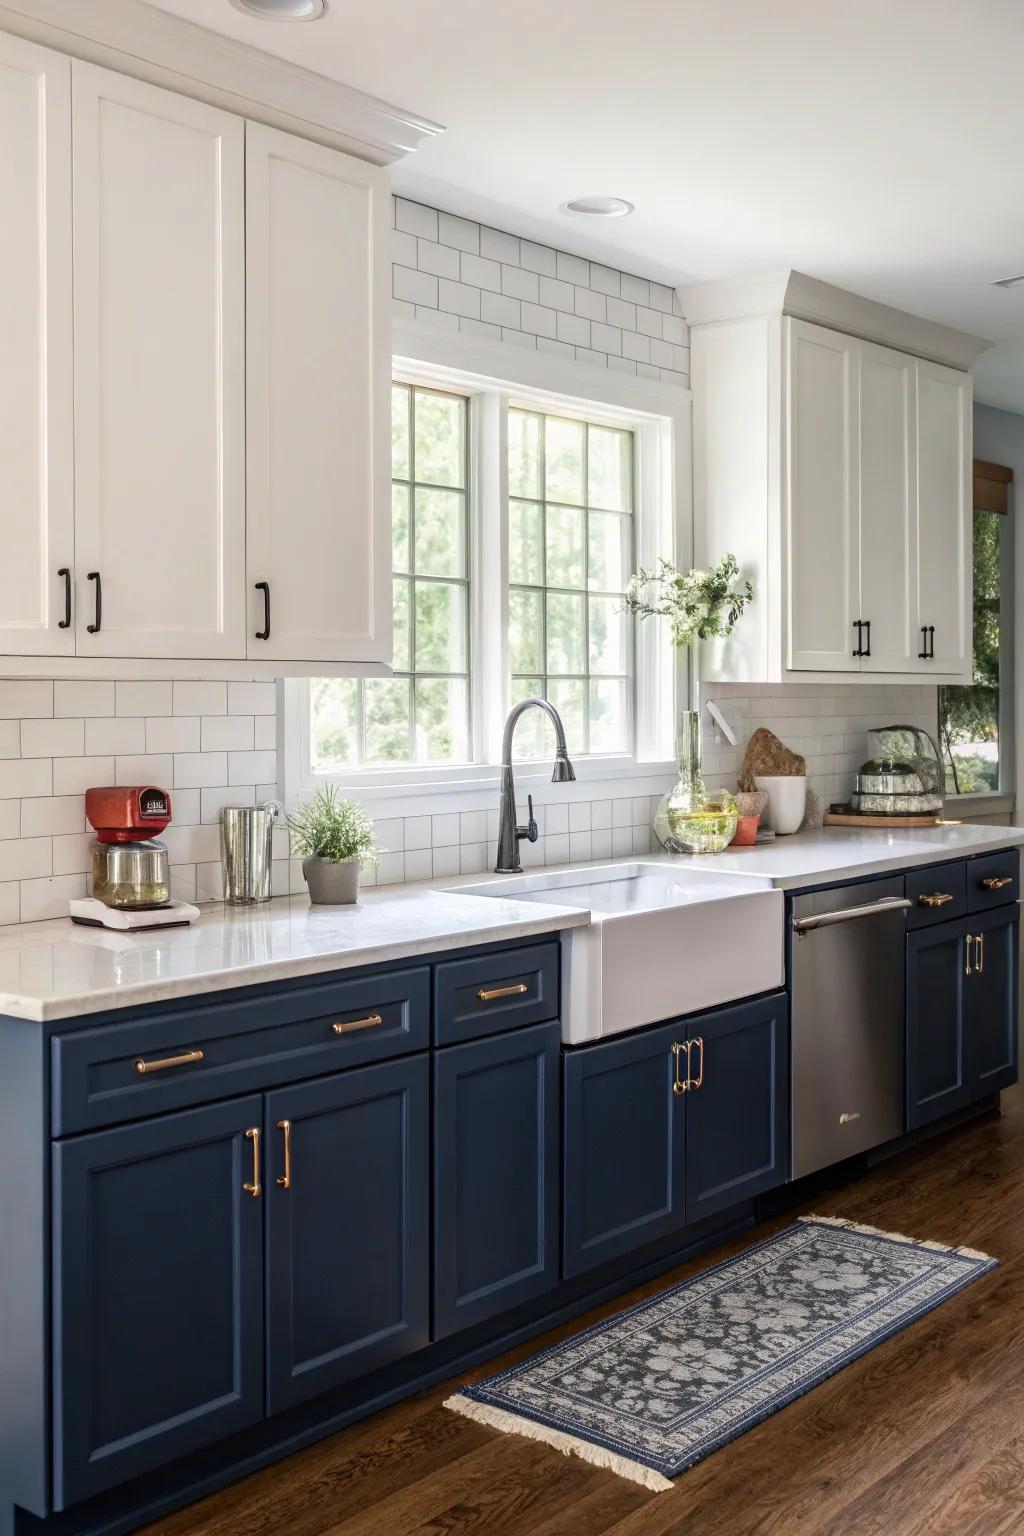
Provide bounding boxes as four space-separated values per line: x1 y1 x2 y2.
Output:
754 775 807 835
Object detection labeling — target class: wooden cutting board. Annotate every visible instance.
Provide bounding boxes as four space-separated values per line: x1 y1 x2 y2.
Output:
823 811 959 829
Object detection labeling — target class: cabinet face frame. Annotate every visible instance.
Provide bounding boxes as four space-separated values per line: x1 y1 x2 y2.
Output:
857 341 919 674
914 357 972 676
0 33 75 656
70 61 247 660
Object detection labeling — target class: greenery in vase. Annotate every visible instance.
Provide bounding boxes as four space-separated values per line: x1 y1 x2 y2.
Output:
624 553 754 647
287 787 380 865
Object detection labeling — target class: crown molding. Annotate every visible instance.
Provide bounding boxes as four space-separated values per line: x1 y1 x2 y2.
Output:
0 0 444 164
678 268 991 373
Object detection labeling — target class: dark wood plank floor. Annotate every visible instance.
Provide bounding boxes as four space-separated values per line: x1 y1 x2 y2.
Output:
143 1085 1024 1536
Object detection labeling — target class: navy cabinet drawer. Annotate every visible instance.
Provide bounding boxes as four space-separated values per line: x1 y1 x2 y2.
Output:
968 849 1020 913
52 967 430 1135
434 942 559 1046
905 862 966 928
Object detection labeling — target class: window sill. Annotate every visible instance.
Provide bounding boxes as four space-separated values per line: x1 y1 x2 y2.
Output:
946 791 1016 820
300 760 678 817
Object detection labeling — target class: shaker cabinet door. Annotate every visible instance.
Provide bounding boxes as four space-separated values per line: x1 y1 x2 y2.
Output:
0 33 75 657
563 1021 685 1278
906 920 970 1130
785 318 861 673
265 1057 429 1414
857 341 918 674
915 359 971 676
71 63 246 659
52 1098 264 1508
245 122 391 666
965 905 1019 1098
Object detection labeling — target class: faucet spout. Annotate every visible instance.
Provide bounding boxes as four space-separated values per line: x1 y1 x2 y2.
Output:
495 698 576 874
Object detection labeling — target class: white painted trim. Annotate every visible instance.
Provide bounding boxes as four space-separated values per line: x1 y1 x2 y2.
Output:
0 657 392 680
0 0 443 164
678 269 990 373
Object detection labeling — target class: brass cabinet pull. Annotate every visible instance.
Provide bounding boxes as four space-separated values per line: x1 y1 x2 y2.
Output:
276 1120 292 1190
476 982 529 1002
688 1036 705 1091
965 934 974 976
332 1013 383 1035
135 1048 204 1075
671 1041 688 1096
244 1127 261 1198
982 876 1013 890
918 892 953 908
975 933 985 974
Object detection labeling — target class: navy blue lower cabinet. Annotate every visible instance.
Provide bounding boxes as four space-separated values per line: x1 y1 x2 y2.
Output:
965 904 1019 1097
563 1021 685 1279
433 1020 560 1339
684 993 790 1222
52 1097 265 1509
264 1055 429 1415
907 919 970 1130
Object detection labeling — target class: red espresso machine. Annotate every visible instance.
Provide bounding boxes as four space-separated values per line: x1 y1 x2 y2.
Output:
71 786 199 930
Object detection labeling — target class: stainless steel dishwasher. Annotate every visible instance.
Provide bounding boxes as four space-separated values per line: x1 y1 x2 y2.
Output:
790 877 912 1179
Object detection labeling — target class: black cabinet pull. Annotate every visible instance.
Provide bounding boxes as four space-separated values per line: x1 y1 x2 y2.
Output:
862 619 871 658
255 581 271 641
918 624 929 660
852 619 863 657
57 567 71 629
86 571 102 634
928 625 935 659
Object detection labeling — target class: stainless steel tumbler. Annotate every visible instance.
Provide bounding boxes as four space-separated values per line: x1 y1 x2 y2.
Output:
220 803 281 904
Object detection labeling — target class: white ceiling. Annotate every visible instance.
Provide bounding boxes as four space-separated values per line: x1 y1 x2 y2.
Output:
147 0 1024 413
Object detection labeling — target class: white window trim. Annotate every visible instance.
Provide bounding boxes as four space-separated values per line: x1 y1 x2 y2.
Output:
283 321 692 815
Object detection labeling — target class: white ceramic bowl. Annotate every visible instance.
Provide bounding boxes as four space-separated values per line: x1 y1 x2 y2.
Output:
754 775 807 835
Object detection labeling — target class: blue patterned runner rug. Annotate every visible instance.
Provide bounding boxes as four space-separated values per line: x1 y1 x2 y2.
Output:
445 1216 995 1491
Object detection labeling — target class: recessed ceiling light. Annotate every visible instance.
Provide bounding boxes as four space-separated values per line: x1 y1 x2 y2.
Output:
229 0 327 20
561 196 635 219
991 274 1024 289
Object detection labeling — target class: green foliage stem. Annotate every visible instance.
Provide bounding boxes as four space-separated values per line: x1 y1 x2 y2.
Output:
287 786 380 865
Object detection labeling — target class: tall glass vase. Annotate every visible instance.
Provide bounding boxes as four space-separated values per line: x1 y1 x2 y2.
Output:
653 646 738 854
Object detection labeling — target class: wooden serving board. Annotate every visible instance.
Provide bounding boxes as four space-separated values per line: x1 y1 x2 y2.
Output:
823 811 959 829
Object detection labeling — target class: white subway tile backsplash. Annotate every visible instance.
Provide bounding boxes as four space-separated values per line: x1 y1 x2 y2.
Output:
555 250 589 286
0 882 19 925
228 682 276 716
147 716 201 754
201 715 254 753
254 716 277 751
116 681 172 717
390 227 417 268
520 302 557 338
568 831 592 863
51 832 94 877
591 828 613 859
649 282 674 314
431 845 460 878
20 874 86 923
51 757 104 796
374 818 405 852
201 784 255 824
590 321 622 356
589 264 621 297
0 722 19 759
481 290 520 329
0 837 51 881
438 278 481 319
459 810 487 843
0 682 53 720
544 803 569 835
537 337 575 361
0 802 21 840
620 273 651 306
116 754 175 787
404 847 433 882
439 211 480 253
394 265 438 308
459 843 487 876
501 264 540 303
417 239 460 280
622 330 651 364
85 716 146 756
539 275 575 313
432 813 460 847
556 311 590 347
574 287 606 322
378 851 406 886
545 833 569 864
174 681 226 716
228 750 275 787
21 718 83 758
460 252 501 292
480 226 519 264
395 198 438 240
404 815 432 851
568 801 591 832
519 239 557 277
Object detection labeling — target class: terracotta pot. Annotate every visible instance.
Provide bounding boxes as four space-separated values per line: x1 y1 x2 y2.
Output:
730 814 761 847
302 856 361 905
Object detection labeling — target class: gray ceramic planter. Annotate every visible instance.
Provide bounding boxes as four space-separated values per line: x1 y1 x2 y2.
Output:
302 855 362 905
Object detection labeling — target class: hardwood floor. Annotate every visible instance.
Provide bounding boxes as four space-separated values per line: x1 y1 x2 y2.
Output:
143 1086 1024 1536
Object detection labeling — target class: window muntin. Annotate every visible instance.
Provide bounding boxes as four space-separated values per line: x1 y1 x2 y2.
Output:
939 507 1004 794
310 384 471 770
507 408 634 759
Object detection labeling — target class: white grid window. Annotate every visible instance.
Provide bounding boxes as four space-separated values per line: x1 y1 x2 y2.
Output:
310 384 471 769
507 409 634 759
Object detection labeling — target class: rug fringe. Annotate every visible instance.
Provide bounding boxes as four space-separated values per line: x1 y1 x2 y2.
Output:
444 1393 674 1492
800 1213 993 1264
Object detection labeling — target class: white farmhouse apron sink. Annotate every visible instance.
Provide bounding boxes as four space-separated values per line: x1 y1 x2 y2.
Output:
453 862 784 1044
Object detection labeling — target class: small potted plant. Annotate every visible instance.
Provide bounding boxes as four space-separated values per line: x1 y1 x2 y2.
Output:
287 787 379 905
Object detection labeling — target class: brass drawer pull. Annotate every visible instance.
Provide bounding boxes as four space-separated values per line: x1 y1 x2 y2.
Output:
688 1036 705 1091
918 892 953 908
965 934 973 976
975 933 985 974
244 1127 261 1198
671 1041 688 1096
982 876 1013 890
276 1119 292 1190
477 982 529 1002
134 1048 204 1075
332 1013 383 1035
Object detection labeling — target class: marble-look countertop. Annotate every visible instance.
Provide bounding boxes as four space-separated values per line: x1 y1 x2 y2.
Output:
0 889 589 1024
0 822 1020 1023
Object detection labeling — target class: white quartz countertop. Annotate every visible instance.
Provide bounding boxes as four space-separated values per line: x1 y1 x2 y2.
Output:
0 888 589 1024
0 822 1020 1023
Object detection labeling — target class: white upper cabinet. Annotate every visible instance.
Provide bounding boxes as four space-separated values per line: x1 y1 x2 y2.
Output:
785 320 860 673
857 341 918 674
245 123 391 666
0 34 74 657
915 360 971 674
71 63 246 660
686 271 980 685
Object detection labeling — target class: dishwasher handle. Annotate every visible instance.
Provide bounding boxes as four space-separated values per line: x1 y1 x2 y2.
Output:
792 896 912 935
